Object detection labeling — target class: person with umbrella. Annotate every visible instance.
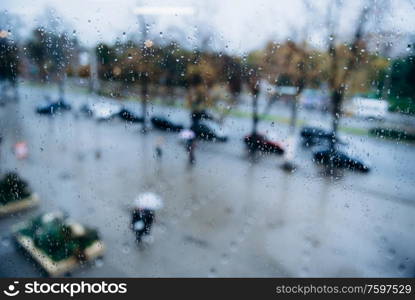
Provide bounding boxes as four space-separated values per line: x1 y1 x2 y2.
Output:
131 192 163 244
179 129 196 165
154 136 164 160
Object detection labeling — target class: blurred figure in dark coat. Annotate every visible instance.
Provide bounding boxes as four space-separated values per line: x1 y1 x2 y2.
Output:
131 208 154 243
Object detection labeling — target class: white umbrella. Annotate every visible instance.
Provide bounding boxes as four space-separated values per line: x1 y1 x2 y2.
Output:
179 129 195 140
133 192 164 210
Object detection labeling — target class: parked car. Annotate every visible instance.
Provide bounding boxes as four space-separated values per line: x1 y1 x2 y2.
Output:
79 103 94 117
191 122 228 142
343 97 388 120
300 126 332 147
118 108 144 123
300 126 345 148
244 133 284 155
313 149 370 173
36 100 71 115
80 102 122 121
151 116 184 132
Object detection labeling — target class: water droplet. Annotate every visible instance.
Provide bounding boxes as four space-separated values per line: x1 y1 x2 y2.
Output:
1 237 10 247
95 258 104 268
398 263 406 271
122 244 130 254
220 253 229 265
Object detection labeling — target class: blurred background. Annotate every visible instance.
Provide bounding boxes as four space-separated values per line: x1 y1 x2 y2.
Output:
0 0 414 277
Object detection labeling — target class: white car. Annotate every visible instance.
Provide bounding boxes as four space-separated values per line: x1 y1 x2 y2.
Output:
345 97 388 120
81 102 122 121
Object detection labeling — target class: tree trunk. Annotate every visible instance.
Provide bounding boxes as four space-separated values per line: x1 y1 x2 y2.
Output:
281 93 300 171
141 80 148 133
330 88 343 152
58 77 65 102
11 78 19 101
381 66 392 101
89 48 99 94
252 94 258 135
288 95 298 136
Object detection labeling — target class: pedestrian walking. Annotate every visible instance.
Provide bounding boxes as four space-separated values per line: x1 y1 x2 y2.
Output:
131 193 163 244
179 129 196 165
131 208 155 243
187 138 196 165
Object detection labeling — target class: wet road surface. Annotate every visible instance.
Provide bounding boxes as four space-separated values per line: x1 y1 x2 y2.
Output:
0 85 414 277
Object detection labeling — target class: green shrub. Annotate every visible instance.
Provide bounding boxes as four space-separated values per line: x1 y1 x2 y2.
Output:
19 213 100 262
0 173 31 205
369 127 415 142
388 97 415 115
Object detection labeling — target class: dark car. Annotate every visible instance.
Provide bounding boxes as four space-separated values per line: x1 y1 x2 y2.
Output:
301 126 329 139
79 104 94 117
313 149 370 173
300 126 332 147
118 108 144 123
191 122 228 142
300 126 345 148
244 133 284 155
36 100 71 115
151 116 184 132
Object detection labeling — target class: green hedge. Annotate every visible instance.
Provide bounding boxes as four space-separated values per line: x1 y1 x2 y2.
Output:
388 97 415 115
369 128 415 142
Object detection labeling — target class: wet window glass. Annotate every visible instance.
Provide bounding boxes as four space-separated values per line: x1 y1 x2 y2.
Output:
0 0 414 278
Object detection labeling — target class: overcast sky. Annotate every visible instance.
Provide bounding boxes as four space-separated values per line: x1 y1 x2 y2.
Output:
3 0 415 54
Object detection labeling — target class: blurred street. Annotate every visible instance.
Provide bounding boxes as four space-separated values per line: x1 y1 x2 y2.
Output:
1 85 414 277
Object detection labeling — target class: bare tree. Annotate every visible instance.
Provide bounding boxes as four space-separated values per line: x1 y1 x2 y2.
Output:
137 13 152 133
246 66 260 136
26 8 77 104
0 12 20 100
326 1 372 152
